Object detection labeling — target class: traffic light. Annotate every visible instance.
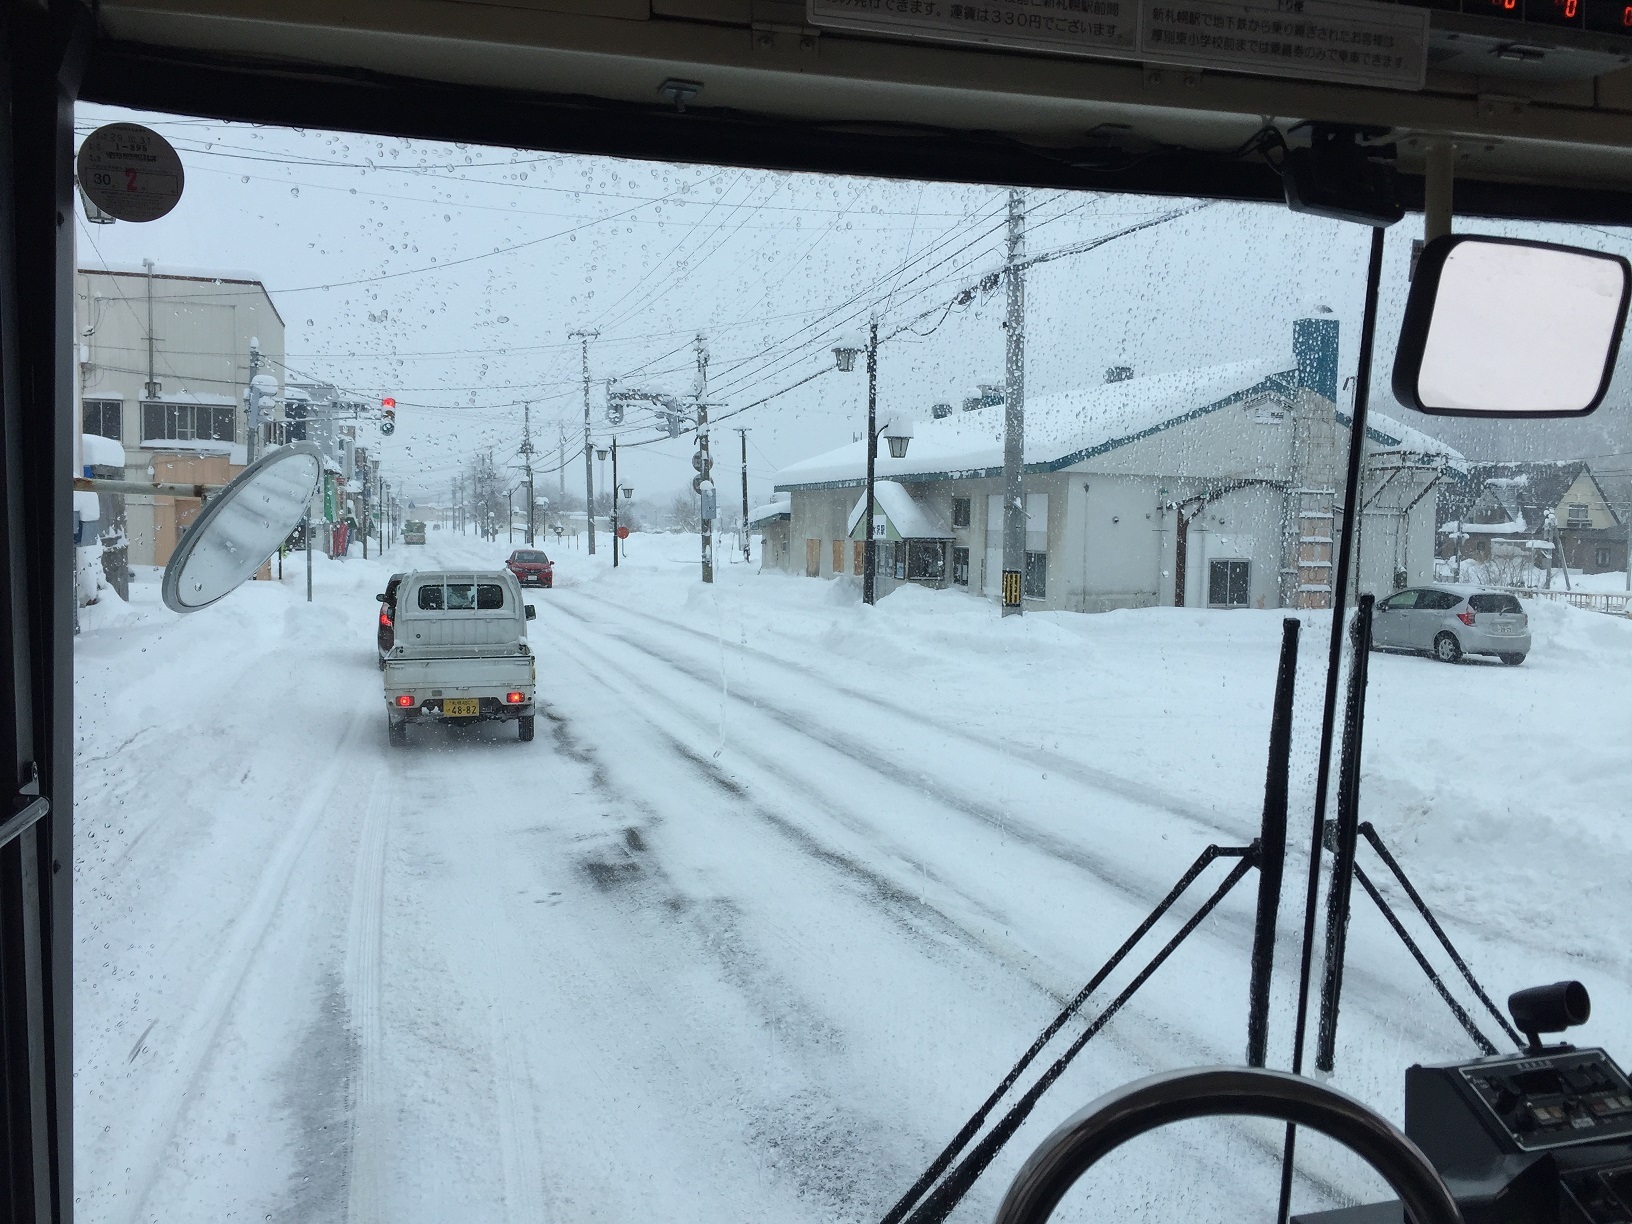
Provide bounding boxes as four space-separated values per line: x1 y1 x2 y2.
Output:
380 396 396 435
691 444 712 493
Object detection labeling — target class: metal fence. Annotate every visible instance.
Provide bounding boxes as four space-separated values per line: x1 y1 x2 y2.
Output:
1506 587 1632 617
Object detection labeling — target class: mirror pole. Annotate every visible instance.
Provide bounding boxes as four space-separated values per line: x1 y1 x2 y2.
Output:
1424 139 1453 245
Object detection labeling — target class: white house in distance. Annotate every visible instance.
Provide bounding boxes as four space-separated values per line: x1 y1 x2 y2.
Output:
769 319 1463 612
76 264 285 567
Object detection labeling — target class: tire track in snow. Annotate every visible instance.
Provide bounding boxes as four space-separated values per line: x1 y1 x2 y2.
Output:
539 606 1370 1212
539 599 1493 1094
344 767 391 1224
114 708 370 1224
545 597 1192 916
491 1009 550 1224
556 588 1232 837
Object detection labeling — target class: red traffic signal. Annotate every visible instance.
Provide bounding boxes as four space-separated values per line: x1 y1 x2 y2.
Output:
381 397 396 408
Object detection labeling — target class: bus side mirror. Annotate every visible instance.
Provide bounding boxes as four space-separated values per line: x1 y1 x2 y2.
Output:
1393 234 1630 418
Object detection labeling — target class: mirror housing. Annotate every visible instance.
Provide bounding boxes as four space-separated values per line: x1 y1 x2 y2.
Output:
376 592 386 602
525 605 537 620
1393 234 1630 418
161 442 323 613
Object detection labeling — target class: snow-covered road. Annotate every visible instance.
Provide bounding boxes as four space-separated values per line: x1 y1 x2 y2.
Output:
72 532 1632 1224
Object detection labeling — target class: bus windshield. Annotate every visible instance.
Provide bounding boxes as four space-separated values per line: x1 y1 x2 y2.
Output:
69 104 1632 1224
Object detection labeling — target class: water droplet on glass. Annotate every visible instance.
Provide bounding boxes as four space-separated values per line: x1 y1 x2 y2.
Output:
240 175 249 184
289 187 300 198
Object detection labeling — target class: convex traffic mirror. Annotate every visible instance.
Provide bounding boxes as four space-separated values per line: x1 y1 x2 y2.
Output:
1393 234 1630 418
161 442 323 613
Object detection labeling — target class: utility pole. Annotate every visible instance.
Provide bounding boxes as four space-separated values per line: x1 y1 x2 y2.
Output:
864 320 879 605
246 338 261 466
305 507 313 602
570 328 599 555
737 428 750 564
522 401 536 546
143 257 158 400
611 437 620 568
1000 186 1027 618
693 335 714 584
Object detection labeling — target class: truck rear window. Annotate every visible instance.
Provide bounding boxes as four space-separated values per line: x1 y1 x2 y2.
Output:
417 583 506 610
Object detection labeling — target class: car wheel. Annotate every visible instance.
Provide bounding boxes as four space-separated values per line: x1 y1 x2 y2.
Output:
518 715 536 743
1433 632 1462 664
388 719 408 748
1500 653 1527 666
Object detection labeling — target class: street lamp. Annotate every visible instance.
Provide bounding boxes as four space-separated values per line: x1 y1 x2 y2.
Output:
834 321 913 606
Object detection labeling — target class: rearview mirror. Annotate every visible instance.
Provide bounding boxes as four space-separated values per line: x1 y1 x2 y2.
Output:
161 442 323 613
376 592 386 603
1393 234 1630 418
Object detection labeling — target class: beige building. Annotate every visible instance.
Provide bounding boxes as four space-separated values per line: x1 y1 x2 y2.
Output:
76 264 286 567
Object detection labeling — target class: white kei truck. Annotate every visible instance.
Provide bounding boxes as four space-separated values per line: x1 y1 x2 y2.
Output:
380 570 538 746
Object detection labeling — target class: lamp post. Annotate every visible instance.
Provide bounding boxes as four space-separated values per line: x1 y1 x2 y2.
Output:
595 445 609 547
610 438 619 568
620 480 633 559
833 322 912 606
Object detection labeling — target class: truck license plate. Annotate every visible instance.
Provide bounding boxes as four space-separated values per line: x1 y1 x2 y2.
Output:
444 698 480 717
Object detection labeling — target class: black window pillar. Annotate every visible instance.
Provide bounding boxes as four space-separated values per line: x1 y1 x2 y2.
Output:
1 5 88 1223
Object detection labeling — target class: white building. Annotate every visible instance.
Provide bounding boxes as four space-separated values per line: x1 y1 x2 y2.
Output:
770 319 1463 612
76 264 285 566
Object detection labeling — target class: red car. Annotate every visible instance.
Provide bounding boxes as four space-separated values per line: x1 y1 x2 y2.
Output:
506 548 553 588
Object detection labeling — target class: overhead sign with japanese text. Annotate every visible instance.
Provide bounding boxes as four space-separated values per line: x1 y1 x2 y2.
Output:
807 0 1137 60
1138 0 1428 89
806 0 1426 89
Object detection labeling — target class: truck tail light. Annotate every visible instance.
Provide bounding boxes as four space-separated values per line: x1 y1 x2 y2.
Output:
505 691 525 704
1456 610 1476 626
394 694 415 708
379 609 392 627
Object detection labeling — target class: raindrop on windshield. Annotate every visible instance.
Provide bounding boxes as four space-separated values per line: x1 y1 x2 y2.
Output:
289 187 299 198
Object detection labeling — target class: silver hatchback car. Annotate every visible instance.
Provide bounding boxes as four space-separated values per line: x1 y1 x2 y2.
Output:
1370 585 1531 666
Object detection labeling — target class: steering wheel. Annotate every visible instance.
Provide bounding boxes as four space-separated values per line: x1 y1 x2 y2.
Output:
992 1066 1462 1224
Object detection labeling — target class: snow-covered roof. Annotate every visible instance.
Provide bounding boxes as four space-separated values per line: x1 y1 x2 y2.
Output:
81 433 126 469
747 492 791 526
846 481 954 540
1350 409 1468 469
780 359 1291 489
73 490 99 522
79 263 270 285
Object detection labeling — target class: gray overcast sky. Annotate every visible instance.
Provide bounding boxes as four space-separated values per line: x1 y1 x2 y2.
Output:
76 103 1632 508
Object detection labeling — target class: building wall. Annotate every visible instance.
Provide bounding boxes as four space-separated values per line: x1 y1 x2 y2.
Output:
77 268 285 565
773 385 1446 614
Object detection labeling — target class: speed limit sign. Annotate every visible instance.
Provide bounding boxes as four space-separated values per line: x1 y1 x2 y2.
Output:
76 123 184 223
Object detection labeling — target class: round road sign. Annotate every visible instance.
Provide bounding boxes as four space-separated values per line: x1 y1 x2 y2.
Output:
76 124 184 223
617 526 630 540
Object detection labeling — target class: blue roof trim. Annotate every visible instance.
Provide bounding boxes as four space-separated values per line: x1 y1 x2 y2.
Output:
775 369 1299 493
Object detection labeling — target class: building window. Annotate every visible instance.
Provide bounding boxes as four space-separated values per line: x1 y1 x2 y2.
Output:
853 541 865 575
906 540 946 581
953 546 970 586
141 401 236 444
82 398 122 440
1596 546 1612 567
806 539 820 577
1023 550 1047 599
833 539 844 574
1567 503 1591 527
893 542 906 580
951 497 971 528
1208 559 1250 608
